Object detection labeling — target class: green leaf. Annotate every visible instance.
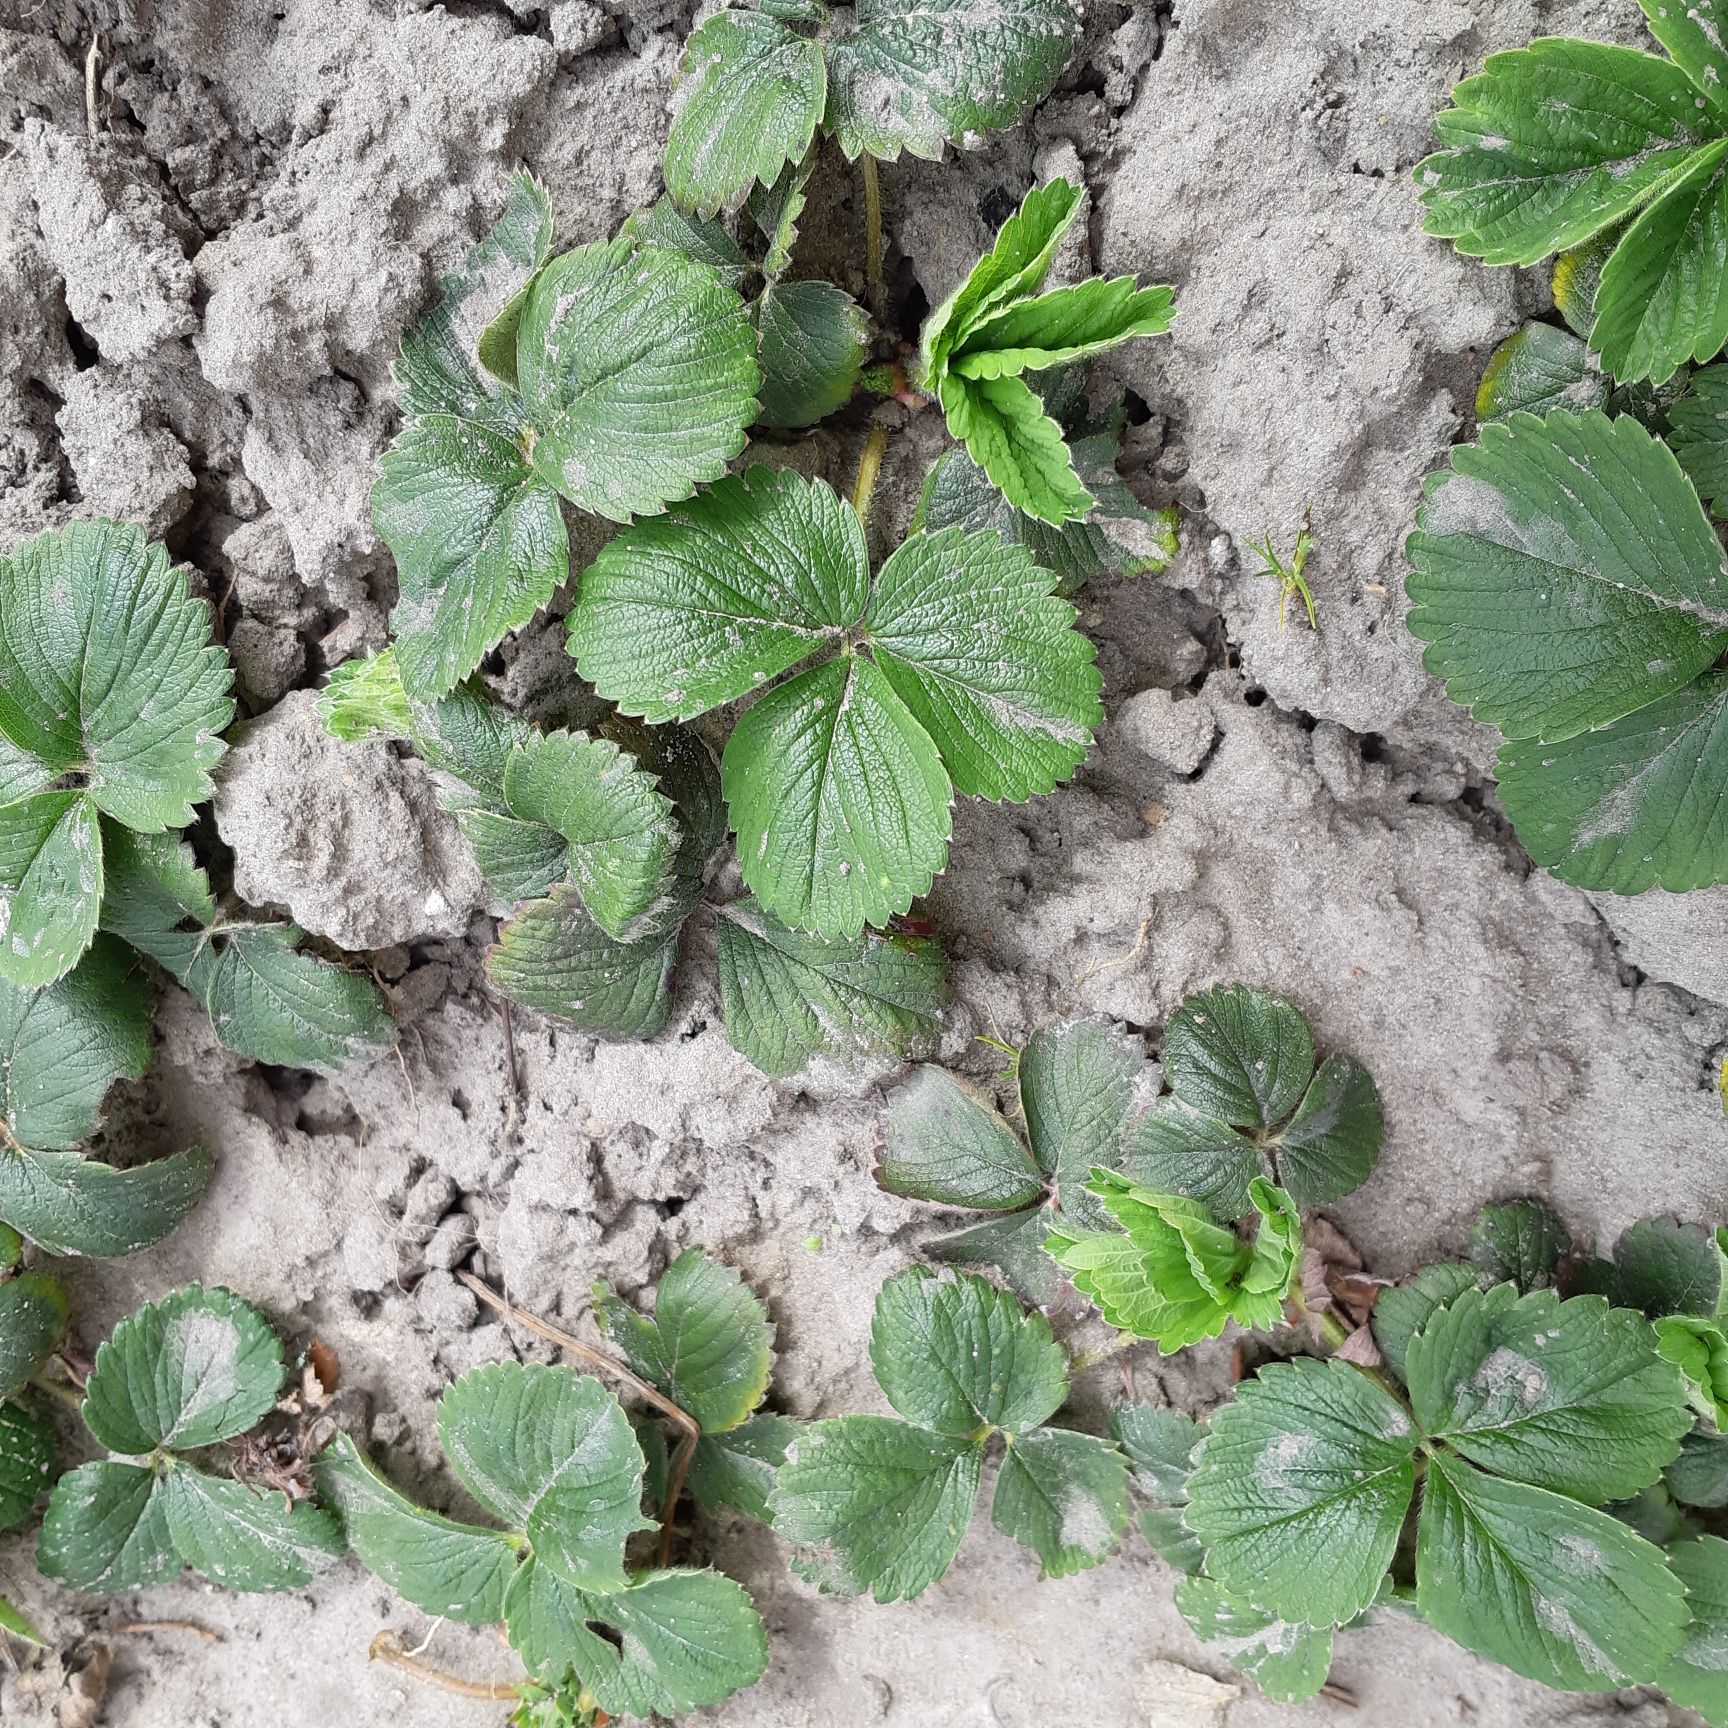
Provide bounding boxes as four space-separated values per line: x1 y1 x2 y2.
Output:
1372 1261 1479 1383
724 653 952 938
926 1208 1063 1308
1161 983 1315 1130
1662 1534 1728 1724
748 151 814 282
1124 1100 1265 1221
37 1460 177 1592
625 199 750 293
0 1592 44 1644
1019 1016 1142 1212
1468 1198 1569 1291
1415 1453 1686 1690
1672 361 1728 510
1406 409 1728 742
1657 1314 1728 1425
96 825 214 978
663 8 825 218
500 730 677 941
938 371 1093 526
374 412 569 701
1184 1356 1419 1626
1475 322 1607 420
569 467 866 724
865 525 1100 800
688 1412 798 1523
594 1249 774 1435
755 280 870 430
1671 1428 1728 1506
990 1426 1130 1579
1405 1283 1689 1502
1613 1216 1727 1316
0 936 150 1150
517 239 758 523
0 793 104 989
160 1467 342 1592
0 1399 53 1532
0 1143 213 1259
1109 1403 1200 1505
769 1414 983 1601
316 1432 521 1625
1273 1055 1383 1206
0 520 232 835
1496 667 1728 892
0 1224 17 1272
824 0 1081 164
951 278 1175 382
82 1285 285 1456
0 1271 68 1400
869 1267 1067 1438
878 1064 1044 1210
1173 1576 1335 1705
316 649 412 744
1416 40 1718 265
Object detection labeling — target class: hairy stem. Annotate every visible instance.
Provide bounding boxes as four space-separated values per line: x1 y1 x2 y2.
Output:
851 423 891 530
456 1270 701 1567
861 152 885 323
368 1631 520 1700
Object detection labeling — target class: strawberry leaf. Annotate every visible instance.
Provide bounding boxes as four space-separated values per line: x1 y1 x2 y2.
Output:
0 1399 52 1534
1173 1576 1335 1704
1662 1534 1728 1724
0 1143 213 1260
990 1426 1130 1579
37 1460 177 1592
755 280 870 430
1670 361 1728 511
878 1064 1046 1211
159 1469 342 1593
0 1271 68 1402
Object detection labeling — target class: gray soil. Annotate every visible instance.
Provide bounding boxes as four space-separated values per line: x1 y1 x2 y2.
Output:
1 0 1723 1725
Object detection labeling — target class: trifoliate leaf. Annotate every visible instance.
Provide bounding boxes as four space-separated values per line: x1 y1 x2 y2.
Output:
755 279 870 429
0 794 103 990
926 1208 1063 1308
36 1460 176 1592
1406 409 1728 743
316 649 412 744
1590 136 1728 385
316 1433 521 1625
865 524 1100 800
0 1592 43 1644
716 896 948 1078
663 8 825 218
878 1064 1045 1210
81 1285 285 1456
0 1271 68 1400
688 1412 798 1523
1475 322 1606 419
569 466 867 724
725 653 952 938
1019 1016 1142 1212
0 1143 213 1259
1671 361 1728 510
160 1468 342 1592
1371 1261 1479 1383
824 0 1081 164
1468 1198 1568 1291
1657 1314 1728 1425
0 520 232 834
1415 1453 1686 1690
769 1414 983 1601
990 1426 1130 1579
594 1249 774 1435
517 239 759 523
1662 1534 1728 1725
1416 40 1716 266
1124 1101 1266 1221
625 199 750 293
0 1400 52 1532
1109 1403 1200 1505
1160 983 1315 1130
1613 1216 1728 1317
1183 1356 1419 1626
1173 1577 1335 1705
500 730 677 941
870 1267 1067 1438
1405 1284 1689 1502
0 936 150 1150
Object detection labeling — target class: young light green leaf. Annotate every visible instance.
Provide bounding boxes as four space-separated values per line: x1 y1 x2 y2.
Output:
1613 1216 1727 1316
1657 1314 1728 1425
81 1285 285 1456
1662 1534 1728 1725
569 467 867 724
0 936 150 1150
938 370 1094 525
1371 1261 1479 1383
316 649 411 744
1173 1576 1335 1705
951 278 1174 381
316 1432 521 1625
990 1426 1130 1579
0 1400 53 1532
770 1414 983 1601
870 1267 1067 1438
517 239 759 523
1415 1453 1686 1690
1474 321 1606 420
1184 1356 1419 1626
160 1467 343 1592
36 1460 177 1592
594 1249 774 1435
1109 1403 1200 1505
663 8 825 218
1468 1198 1568 1291
1671 361 1728 510
824 0 1081 164
1405 1284 1689 1502
625 199 750 293
0 1592 44 1645
724 653 953 938
865 525 1101 800
1406 410 1728 743
0 1271 68 1401
755 280 870 430
0 1143 213 1259
1160 983 1315 1130
688 1412 798 1524
878 1065 1045 1210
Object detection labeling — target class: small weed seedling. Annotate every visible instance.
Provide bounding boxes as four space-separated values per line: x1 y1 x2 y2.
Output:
0 521 390 1069
1244 507 1318 631
770 1266 1131 1597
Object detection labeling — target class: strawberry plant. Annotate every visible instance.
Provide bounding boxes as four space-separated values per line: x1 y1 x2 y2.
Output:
769 1266 1131 1597
36 1285 342 1595
1417 0 1728 386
